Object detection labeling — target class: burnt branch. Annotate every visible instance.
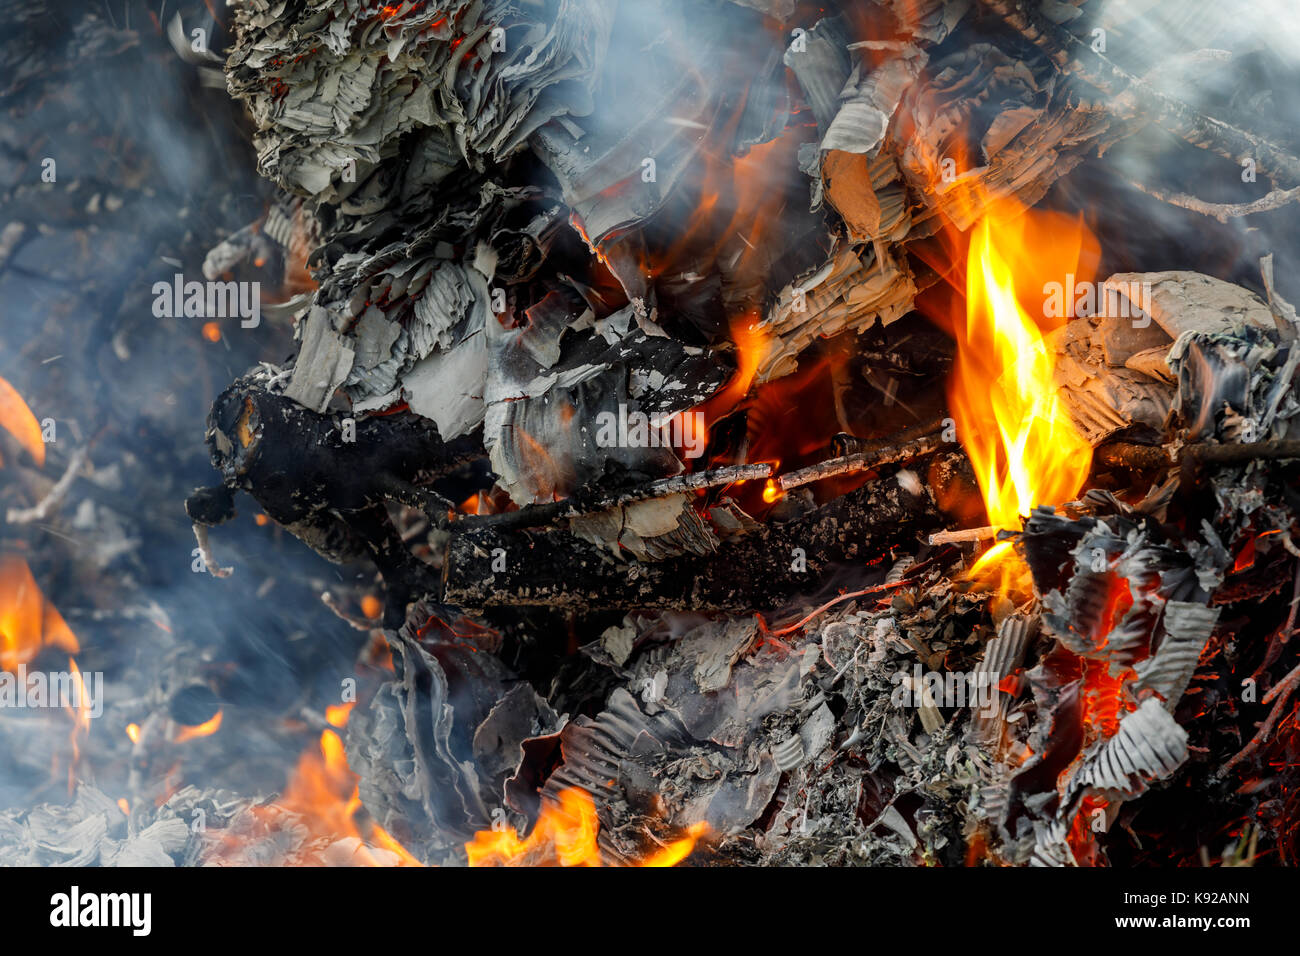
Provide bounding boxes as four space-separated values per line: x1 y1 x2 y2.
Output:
1121 177 1300 224
453 463 774 533
441 456 962 611
776 432 945 492
982 0 1300 186
1098 439 1300 472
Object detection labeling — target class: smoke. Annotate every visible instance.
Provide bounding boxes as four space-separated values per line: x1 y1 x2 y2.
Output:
1103 0 1300 64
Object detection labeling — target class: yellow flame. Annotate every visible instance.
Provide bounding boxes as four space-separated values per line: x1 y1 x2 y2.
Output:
949 206 1093 587
465 788 706 867
0 556 79 672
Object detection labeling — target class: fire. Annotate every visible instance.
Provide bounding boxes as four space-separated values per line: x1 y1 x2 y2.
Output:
0 555 79 672
762 478 782 504
691 313 772 468
465 787 707 867
948 202 1094 586
235 699 424 865
0 374 45 468
174 709 223 743
710 313 769 413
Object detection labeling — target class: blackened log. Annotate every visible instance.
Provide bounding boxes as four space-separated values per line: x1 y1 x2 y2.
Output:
442 455 961 611
186 373 485 625
1095 439 1300 474
188 374 484 529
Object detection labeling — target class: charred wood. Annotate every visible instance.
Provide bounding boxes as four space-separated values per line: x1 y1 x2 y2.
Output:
441 455 964 611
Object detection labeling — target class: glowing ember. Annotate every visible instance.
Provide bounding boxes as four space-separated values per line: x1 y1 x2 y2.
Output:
360 594 383 620
465 787 706 867
948 203 1094 588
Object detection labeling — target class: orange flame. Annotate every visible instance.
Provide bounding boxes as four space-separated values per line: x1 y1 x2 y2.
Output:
713 313 769 412
465 787 706 867
692 313 772 462
762 478 782 504
0 374 45 468
211 699 423 865
174 709 223 743
0 555 79 672
948 202 1094 588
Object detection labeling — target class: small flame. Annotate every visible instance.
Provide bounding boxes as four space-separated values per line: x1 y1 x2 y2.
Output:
326 701 353 727
948 202 1094 588
690 313 772 466
207 699 423 865
174 709 223 743
126 723 141 744
762 478 782 504
0 374 45 468
712 313 770 411
65 659 93 736
465 787 706 867
0 555 79 672
64 657 94 790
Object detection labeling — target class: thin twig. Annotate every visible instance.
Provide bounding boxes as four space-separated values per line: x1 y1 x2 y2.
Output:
981 0 1300 186
1187 441 1300 466
1219 659 1300 777
775 432 945 492
6 444 90 524
1122 178 1300 225
767 581 907 637
1098 440 1300 471
929 525 1001 546
192 523 233 578
321 592 377 632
